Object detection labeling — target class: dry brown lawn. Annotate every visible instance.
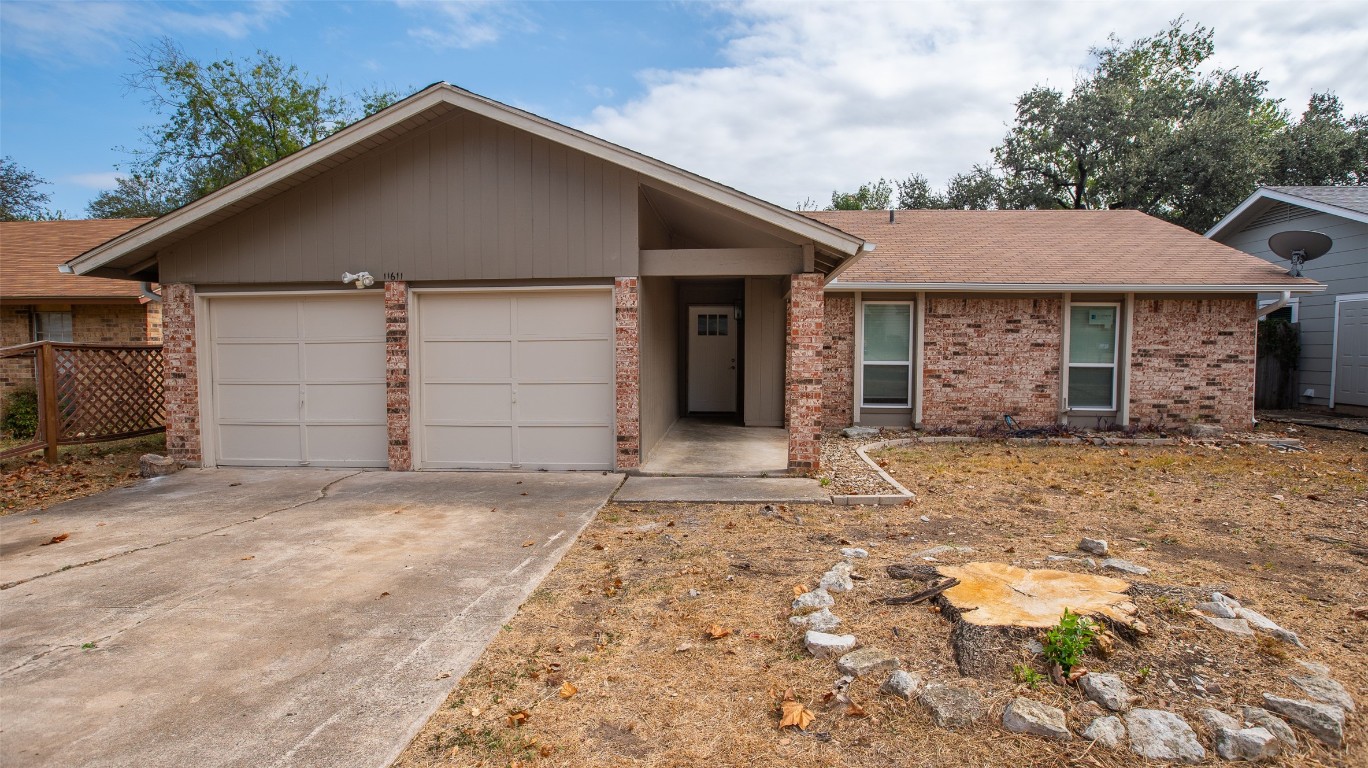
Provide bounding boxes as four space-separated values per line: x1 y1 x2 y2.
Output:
0 434 165 516
394 427 1366 768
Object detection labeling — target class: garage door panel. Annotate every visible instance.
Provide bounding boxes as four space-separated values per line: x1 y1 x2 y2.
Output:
304 425 388 465
304 342 386 381
518 426 612 468
517 340 612 381
518 383 612 422
301 297 384 339
217 384 299 422
516 293 611 337
216 344 300 381
421 295 512 337
423 383 512 422
304 383 387 422
421 341 511 380
213 299 299 339
218 424 302 464
424 426 513 466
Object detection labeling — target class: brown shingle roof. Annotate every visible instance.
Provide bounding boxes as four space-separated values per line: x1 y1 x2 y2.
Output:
1 219 153 300
808 209 1319 289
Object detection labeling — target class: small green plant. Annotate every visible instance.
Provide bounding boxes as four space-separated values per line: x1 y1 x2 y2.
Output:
1013 663 1045 689
81 642 96 650
1 386 39 440
1042 609 1096 672
1135 666 1153 683
819 476 832 487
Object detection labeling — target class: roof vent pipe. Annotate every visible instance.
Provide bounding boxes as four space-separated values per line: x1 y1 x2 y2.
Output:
889 209 896 224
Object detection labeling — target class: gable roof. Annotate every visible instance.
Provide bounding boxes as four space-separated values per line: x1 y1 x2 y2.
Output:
1 219 154 301
810 209 1321 292
67 83 865 278
1206 185 1368 240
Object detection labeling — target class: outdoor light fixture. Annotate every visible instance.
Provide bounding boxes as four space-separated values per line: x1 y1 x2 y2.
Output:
342 271 375 289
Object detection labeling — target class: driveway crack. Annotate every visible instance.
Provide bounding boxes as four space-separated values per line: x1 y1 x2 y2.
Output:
0 471 364 592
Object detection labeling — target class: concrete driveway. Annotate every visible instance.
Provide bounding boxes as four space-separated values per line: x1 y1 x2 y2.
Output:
0 469 620 768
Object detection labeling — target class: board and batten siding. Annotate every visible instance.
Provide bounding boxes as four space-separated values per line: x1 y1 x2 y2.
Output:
1223 207 1368 407
159 110 641 284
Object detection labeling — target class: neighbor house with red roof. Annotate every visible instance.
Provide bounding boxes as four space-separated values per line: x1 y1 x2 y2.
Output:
1 219 160 399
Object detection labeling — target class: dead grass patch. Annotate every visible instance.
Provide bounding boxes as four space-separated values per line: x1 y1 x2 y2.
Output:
1 434 164 516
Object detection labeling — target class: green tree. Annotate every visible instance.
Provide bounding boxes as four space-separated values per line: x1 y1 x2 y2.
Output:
828 178 893 210
894 173 948 209
944 165 1006 210
1 156 57 221
1272 93 1368 185
87 172 187 218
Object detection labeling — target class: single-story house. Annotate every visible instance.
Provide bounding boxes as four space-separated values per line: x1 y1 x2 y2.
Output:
64 84 1320 472
1206 186 1368 413
1 218 160 399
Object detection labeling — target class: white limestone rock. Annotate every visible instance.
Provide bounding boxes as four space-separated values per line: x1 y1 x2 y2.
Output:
1124 709 1205 764
1002 697 1071 741
804 631 857 659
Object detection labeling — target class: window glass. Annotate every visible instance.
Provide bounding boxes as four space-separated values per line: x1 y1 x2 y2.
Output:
863 304 910 362
863 364 909 405
1069 306 1116 364
35 311 73 343
1068 367 1114 409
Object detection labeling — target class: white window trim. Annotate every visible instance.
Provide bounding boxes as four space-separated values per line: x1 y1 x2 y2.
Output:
1258 296 1300 323
1064 300 1122 413
859 300 915 409
1329 292 1368 409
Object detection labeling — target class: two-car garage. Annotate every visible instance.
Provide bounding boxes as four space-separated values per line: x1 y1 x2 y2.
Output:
203 289 615 470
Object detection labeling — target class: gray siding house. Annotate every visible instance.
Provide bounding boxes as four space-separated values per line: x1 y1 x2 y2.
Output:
1207 186 1368 412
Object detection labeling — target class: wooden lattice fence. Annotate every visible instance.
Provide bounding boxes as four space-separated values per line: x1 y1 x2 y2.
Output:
0 342 165 462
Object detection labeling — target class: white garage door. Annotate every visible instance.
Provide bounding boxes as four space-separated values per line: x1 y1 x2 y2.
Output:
416 290 614 470
208 295 387 467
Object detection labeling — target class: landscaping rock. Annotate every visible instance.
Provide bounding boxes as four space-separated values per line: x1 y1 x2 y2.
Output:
1240 707 1298 750
804 631 857 659
913 544 974 560
1079 673 1132 712
1082 715 1126 748
1212 591 1241 611
789 608 841 632
1261 694 1345 748
918 685 986 728
139 453 181 478
1196 614 1254 637
819 566 855 594
1002 697 1071 741
1195 600 1237 619
843 426 879 439
1124 709 1205 763
791 588 835 615
1079 537 1108 555
836 648 900 678
1237 606 1304 647
1189 423 1224 439
839 547 869 559
1198 708 1240 733
1289 672 1354 712
1101 558 1150 576
1215 726 1280 762
879 670 921 700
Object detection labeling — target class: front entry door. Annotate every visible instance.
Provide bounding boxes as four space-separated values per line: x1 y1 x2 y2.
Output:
688 305 738 412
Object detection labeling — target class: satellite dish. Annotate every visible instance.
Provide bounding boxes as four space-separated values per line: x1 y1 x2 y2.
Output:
1268 230 1332 277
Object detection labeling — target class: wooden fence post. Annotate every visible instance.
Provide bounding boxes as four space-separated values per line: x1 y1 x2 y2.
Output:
39 342 59 464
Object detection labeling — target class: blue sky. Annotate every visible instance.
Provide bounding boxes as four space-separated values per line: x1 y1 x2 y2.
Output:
3 1 1365 217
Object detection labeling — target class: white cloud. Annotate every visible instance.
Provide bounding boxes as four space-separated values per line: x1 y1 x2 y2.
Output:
579 1 1368 208
397 0 532 49
0 1 285 63
65 172 122 190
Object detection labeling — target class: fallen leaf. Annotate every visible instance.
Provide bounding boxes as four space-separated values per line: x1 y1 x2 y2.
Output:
706 624 732 640
522 540 535 548
240 555 254 561
792 585 807 597
41 533 69 546
778 689 815 730
592 543 605 550
1067 666 1089 684
436 672 450 680
507 710 529 727
559 681 578 699
845 701 867 718
379 591 390 598
470 707 482 717
1095 632 1115 657
539 745 554 757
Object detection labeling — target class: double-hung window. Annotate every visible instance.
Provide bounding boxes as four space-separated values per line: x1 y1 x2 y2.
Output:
33 311 73 343
862 302 913 407
1067 304 1119 410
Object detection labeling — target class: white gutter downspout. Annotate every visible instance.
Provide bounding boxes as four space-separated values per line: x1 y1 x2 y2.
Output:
1257 290 1292 319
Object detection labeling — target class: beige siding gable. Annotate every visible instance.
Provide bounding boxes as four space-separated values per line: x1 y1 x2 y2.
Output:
161 110 640 284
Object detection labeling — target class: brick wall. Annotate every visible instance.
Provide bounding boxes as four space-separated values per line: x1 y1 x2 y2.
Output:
385 281 411 471
786 273 824 470
614 277 641 469
161 284 202 465
72 303 153 344
1 302 161 404
1128 297 1256 428
822 295 854 430
1 308 33 402
922 296 1062 428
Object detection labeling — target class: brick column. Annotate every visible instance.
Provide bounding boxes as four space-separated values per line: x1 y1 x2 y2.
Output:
385 281 412 471
162 283 202 466
787 273 823 471
614 277 641 469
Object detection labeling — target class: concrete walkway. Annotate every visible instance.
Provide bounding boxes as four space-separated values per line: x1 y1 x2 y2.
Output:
637 418 788 476
0 469 620 768
614 476 828 503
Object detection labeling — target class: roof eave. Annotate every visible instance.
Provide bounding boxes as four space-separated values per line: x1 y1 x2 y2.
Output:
825 281 1327 293
1205 187 1368 240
